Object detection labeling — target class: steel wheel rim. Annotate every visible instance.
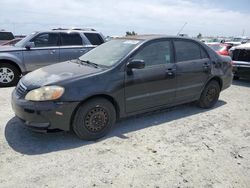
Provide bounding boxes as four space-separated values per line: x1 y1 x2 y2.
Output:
206 87 217 102
0 67 14 83
84 107 109 133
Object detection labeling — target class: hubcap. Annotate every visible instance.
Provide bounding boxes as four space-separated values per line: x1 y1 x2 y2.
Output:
0 67 14 84
206 87 216 102
84 107 109 133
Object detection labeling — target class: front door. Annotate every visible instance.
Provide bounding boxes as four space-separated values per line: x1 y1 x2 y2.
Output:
23 32 60 71
125 40 176 113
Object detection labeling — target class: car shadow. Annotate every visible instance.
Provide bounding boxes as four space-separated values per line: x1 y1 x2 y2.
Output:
5 100 226 155
232 79 250 87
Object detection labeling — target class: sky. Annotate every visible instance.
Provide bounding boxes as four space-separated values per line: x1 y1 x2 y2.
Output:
0 0 250 37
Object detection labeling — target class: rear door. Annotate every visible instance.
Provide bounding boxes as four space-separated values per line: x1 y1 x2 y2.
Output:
174 39 210 102
59 32 88 62
23 32 60 71
125 40 177 113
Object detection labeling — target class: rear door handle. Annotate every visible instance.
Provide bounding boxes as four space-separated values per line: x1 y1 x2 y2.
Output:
166 68 176 78
203 62 210 71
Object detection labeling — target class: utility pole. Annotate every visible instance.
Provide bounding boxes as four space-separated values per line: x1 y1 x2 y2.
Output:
242 29 245 36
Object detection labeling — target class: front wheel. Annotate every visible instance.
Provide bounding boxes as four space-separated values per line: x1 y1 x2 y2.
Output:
197 80 220 109
0 63 21 87
72 98 116 140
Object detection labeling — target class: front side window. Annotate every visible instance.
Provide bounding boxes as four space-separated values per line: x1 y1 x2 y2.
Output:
30 33 59 47
133 41 172 67
175 40 201 62
60 33 83 46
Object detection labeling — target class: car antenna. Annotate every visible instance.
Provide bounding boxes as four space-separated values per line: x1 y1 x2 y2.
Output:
177 22 187 36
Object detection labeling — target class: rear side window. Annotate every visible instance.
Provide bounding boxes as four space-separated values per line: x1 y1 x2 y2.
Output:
175 40 202 62
201 47 209 58
0 32 15 40
61 33 83 46
84 33 104 45
133 40 172 67
31 33 59 47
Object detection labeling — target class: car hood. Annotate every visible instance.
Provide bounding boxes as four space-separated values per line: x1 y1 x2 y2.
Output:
0 45 23 52
21 60 105 89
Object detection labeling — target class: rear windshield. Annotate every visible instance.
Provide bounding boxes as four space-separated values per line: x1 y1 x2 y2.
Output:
233 49 250 61
0 32 15 40
207 44 223 51
84 33 104 45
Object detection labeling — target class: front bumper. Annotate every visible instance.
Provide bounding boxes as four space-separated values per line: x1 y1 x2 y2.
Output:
11 89 79 131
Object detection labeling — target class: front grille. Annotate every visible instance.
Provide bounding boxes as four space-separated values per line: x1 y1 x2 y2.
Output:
16 81 28 98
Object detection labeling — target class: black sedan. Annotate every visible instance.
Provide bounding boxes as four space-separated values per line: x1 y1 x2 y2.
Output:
12 35 233 140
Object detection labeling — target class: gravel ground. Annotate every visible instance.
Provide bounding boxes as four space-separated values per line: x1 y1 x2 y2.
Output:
0 80 250 188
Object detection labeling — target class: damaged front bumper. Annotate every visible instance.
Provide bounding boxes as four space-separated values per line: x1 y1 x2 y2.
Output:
11 89 79 131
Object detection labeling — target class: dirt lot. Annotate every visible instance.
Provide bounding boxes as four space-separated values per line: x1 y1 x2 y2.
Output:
0 80 250 188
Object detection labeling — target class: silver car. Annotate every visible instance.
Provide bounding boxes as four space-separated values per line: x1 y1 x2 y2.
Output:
0 28 105 87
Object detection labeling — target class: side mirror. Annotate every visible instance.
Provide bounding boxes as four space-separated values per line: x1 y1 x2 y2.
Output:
25 42 35 50
127 59 145 70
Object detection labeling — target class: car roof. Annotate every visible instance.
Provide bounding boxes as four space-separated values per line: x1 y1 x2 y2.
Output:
232 43 250 50
116 34 197 41
35 29 101 34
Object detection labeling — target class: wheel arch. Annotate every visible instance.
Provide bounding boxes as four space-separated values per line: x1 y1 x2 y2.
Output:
199 76 222 98
207 76 223 91
0 59 23 74
69 94 120 130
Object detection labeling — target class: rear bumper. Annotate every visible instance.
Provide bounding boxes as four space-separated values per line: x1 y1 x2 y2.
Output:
233 62 250 78
11 89 79 131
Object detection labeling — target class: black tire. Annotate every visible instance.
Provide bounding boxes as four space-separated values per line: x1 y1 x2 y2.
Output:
72 98 116 140
0 63 21 87
233 75 240 80
198 80 220 109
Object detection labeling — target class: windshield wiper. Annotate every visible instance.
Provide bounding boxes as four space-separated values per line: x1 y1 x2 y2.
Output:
78 59 99 68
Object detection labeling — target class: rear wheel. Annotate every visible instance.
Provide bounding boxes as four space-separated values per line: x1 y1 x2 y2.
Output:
72 98 116 140
0 63 21 87
233 75 240 80
198 80 220 109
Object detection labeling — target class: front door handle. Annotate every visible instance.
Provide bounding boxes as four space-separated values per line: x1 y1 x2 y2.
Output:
50 50 56 54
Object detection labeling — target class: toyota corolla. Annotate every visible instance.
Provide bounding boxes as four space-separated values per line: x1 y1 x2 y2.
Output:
12 35 233 140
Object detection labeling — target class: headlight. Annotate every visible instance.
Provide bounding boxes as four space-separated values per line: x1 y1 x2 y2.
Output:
25 86 65 101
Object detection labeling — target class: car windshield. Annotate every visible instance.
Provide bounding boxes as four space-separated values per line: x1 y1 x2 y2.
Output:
79 39 142 67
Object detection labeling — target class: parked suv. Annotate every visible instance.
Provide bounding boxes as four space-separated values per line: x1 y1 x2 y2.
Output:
0 31 15 45
12 35 233 140
0 28 105 87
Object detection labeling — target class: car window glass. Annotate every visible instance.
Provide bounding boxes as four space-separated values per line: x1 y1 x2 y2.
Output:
175 40 201 62
84 33 104 45
61 33 83 46
0 32 15 40
201 47 209 58
31 33 59 47
133 41 172 67
237 49 250 61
